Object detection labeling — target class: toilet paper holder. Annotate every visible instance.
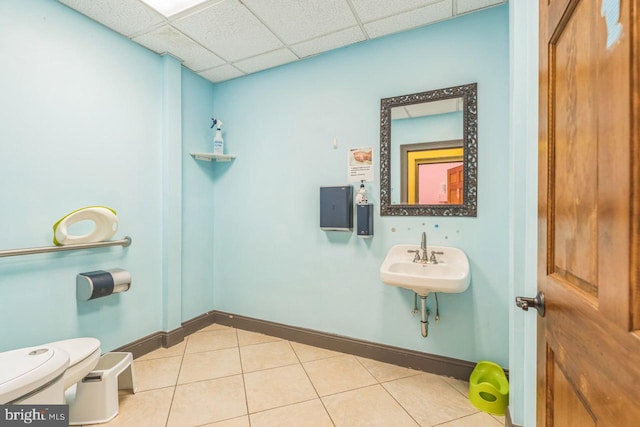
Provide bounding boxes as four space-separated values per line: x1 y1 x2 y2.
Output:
77 269 131 301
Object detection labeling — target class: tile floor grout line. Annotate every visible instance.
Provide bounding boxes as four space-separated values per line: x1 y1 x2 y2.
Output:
441 377 470 399
358 359 425 393
247 361 303 375
183 344 239 355
129 328 490 427
248 395 317 414
175 372 242 390
242 360 304 376
290 342 350 363
298 353 347 364
318 382 385 399
431 410 488 427
378 376 485 427
183 329 239 355
301 353 379 400
491 413 506 424
352 355 382 385
248 396 329 418
133 354 184 373
138 335 242 391
237 335 282 348
192 415 247 427
377 381 422 427
288 340 337 427
289 340 321 398
173 369 244 387
163 335 189 427
368 354 426 381
386 374 482 427
185 334 251 427
173 346 244 387
236 328 253 427
376 370 432 386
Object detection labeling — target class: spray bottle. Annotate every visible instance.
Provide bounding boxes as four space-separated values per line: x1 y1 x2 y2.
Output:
211 118 224 155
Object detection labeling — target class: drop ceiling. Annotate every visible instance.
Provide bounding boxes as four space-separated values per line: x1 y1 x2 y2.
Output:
391 98 464 120
58 0 506 84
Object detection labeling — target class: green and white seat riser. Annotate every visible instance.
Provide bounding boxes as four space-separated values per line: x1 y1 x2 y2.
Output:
53 206 118 246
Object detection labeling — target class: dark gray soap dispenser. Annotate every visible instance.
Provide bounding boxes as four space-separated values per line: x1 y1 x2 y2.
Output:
320 186 353 231
357 204 373 237
355 181 373 237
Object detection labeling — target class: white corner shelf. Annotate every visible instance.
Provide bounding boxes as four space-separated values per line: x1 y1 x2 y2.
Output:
190 152 236 162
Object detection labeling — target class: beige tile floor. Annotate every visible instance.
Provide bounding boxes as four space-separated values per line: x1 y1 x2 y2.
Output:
90 324 505 427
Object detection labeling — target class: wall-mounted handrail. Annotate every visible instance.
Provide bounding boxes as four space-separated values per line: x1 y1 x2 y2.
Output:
0 236 132 258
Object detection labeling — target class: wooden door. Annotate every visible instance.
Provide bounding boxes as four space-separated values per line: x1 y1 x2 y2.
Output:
538 0 640 425
447 164 463 204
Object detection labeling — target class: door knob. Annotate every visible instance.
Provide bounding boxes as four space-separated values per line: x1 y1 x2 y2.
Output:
515 291 545 317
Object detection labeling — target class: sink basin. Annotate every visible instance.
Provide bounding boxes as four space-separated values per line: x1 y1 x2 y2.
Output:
380 244 470 296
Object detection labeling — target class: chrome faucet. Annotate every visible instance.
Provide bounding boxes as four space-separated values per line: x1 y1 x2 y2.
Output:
420 232 428 261
408 232 431 263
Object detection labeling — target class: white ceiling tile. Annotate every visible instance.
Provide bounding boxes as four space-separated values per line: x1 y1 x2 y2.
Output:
364 0 453 39
172 0 283 62
350 0 444 23
133 25 224 71
233 49 298 74
242 0 357 44
290 26 366 58
140 0 209 17
391 107 410 120
198 64 245 83
60 0 500 81
455 0 506 15
406 98 460 117
59 0 165 37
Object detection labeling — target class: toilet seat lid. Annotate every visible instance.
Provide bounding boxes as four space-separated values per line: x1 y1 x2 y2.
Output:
0 346 69 404
47 338 100 367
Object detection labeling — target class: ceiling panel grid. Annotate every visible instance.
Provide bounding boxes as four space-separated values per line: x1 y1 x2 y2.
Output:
58 0 506 83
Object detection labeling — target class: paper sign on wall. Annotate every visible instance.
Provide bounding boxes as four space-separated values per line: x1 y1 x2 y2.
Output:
348 146 373 183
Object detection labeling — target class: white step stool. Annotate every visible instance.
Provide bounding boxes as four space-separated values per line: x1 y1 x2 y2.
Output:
68 352 136 425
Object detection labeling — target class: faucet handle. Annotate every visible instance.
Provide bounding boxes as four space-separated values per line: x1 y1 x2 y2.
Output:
407 250 421 263
429 251 444 264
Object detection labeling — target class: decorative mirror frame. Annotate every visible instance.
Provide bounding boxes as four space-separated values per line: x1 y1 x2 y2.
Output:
380 82 478 216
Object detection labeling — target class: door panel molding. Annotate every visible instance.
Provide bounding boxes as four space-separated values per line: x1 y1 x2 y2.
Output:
538 0 640 424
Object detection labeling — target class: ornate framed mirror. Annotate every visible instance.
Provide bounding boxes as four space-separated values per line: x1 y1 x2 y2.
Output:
380 83 477 216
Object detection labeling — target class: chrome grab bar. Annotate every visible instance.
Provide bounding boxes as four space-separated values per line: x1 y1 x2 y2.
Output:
0 236 132 258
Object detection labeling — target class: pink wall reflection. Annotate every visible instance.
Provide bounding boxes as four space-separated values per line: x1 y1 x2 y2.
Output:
418 162 463 204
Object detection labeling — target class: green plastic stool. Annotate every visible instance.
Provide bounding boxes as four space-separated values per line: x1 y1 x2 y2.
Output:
468 361 509 415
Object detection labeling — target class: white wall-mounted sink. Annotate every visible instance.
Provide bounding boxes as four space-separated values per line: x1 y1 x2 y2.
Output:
380 244 470 296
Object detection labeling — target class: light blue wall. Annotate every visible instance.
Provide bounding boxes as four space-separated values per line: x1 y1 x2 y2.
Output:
0 0 215 352
509 1 539 425
1 2 522 413
181 70 216 321
212 6 510 367
162 54 183 332
391 112 463 146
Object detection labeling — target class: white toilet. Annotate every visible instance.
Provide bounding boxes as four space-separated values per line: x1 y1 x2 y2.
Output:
0 338 101 405
0 344 70 404
49 338 102 391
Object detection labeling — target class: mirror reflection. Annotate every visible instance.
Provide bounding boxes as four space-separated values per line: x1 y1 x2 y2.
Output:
391 97 464 205
380 83 477 216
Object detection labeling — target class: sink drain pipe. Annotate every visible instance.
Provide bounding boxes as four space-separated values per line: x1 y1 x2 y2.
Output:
420 295 430 337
